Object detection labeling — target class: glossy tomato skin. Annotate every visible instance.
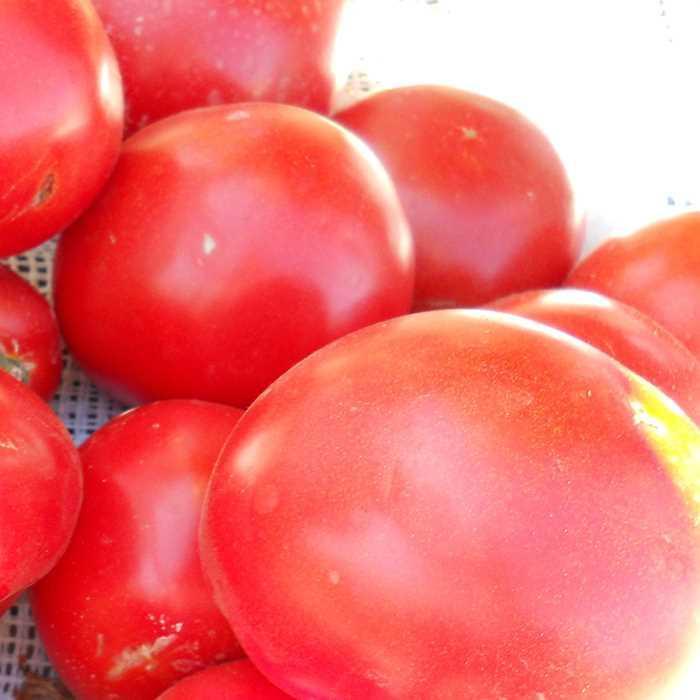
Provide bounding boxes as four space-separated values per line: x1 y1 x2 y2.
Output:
202 310 700 699
0 0 123 256
488 288 700 424
54 103 414 408
31 401 244 700
569 212 700 358
93 0 344 134
336 85 581 310
156 660 291 700
0 371 81 616
0 265 61 400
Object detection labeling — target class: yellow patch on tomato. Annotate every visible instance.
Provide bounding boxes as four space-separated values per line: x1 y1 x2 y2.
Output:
626 370 700 699
626 369 700 524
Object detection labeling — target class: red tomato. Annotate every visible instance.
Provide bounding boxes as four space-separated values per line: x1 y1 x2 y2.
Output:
569 211 700 359
336 85 581 310
0 0 123 256
156 660 291 700
0 371 81 616
31 401 244 700
54 103 414 408
488 287 700 423
0 265 61 400
92 0 345 134
201 310 700 698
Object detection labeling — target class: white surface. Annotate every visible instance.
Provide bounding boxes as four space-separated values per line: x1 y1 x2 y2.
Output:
335 0 699 251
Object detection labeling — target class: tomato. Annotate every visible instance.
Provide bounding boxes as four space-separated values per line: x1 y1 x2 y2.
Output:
31 401 245 700
569 211 700 359
0 371 81 617
92 0 345 135
487 288 700 424
335 85 581 310
54 103 414 408
201 310 700 698
156 660 291 700
0 265 61 400
0 0 123 256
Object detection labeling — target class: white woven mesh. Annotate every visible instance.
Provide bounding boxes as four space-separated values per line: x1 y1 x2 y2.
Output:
0 0 696 695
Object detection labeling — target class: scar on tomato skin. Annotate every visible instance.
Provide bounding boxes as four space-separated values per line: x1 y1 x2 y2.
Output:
0 352 32 385
460 126 479 140
106 634 176 680
170 657 204 674
31 173 56 208
0 437 18 451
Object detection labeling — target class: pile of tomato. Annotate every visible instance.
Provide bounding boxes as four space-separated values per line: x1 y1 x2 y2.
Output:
3 1 700 699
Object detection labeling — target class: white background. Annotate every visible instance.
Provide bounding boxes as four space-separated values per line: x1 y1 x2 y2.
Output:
334 0 700 255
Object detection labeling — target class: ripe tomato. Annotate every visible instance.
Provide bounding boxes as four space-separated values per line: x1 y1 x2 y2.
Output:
0 265 61 400
92 0 345 134
488 288 700 423
0 371 81 616
0 0 123 256
54 103 414 408
336 85 581 310
31 401 244 700
569 211 700 358
156 660 291 700
202 310 700 698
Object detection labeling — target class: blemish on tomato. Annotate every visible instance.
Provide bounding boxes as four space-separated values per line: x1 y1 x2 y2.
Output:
32 173 55 208
170 658 203 674
96 633 105 658
0 438 18 451
107 634 176 680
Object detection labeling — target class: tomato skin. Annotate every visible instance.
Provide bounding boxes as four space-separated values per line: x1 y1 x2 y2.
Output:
335 85 581 310
31 401 244 700
487 287 700 423
0 265 61 400
0 371 81 615
201 310 700 699
0 0 123 256
156 660 291 700
92 0 344 135
54 103 414 408
569 212 700 359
